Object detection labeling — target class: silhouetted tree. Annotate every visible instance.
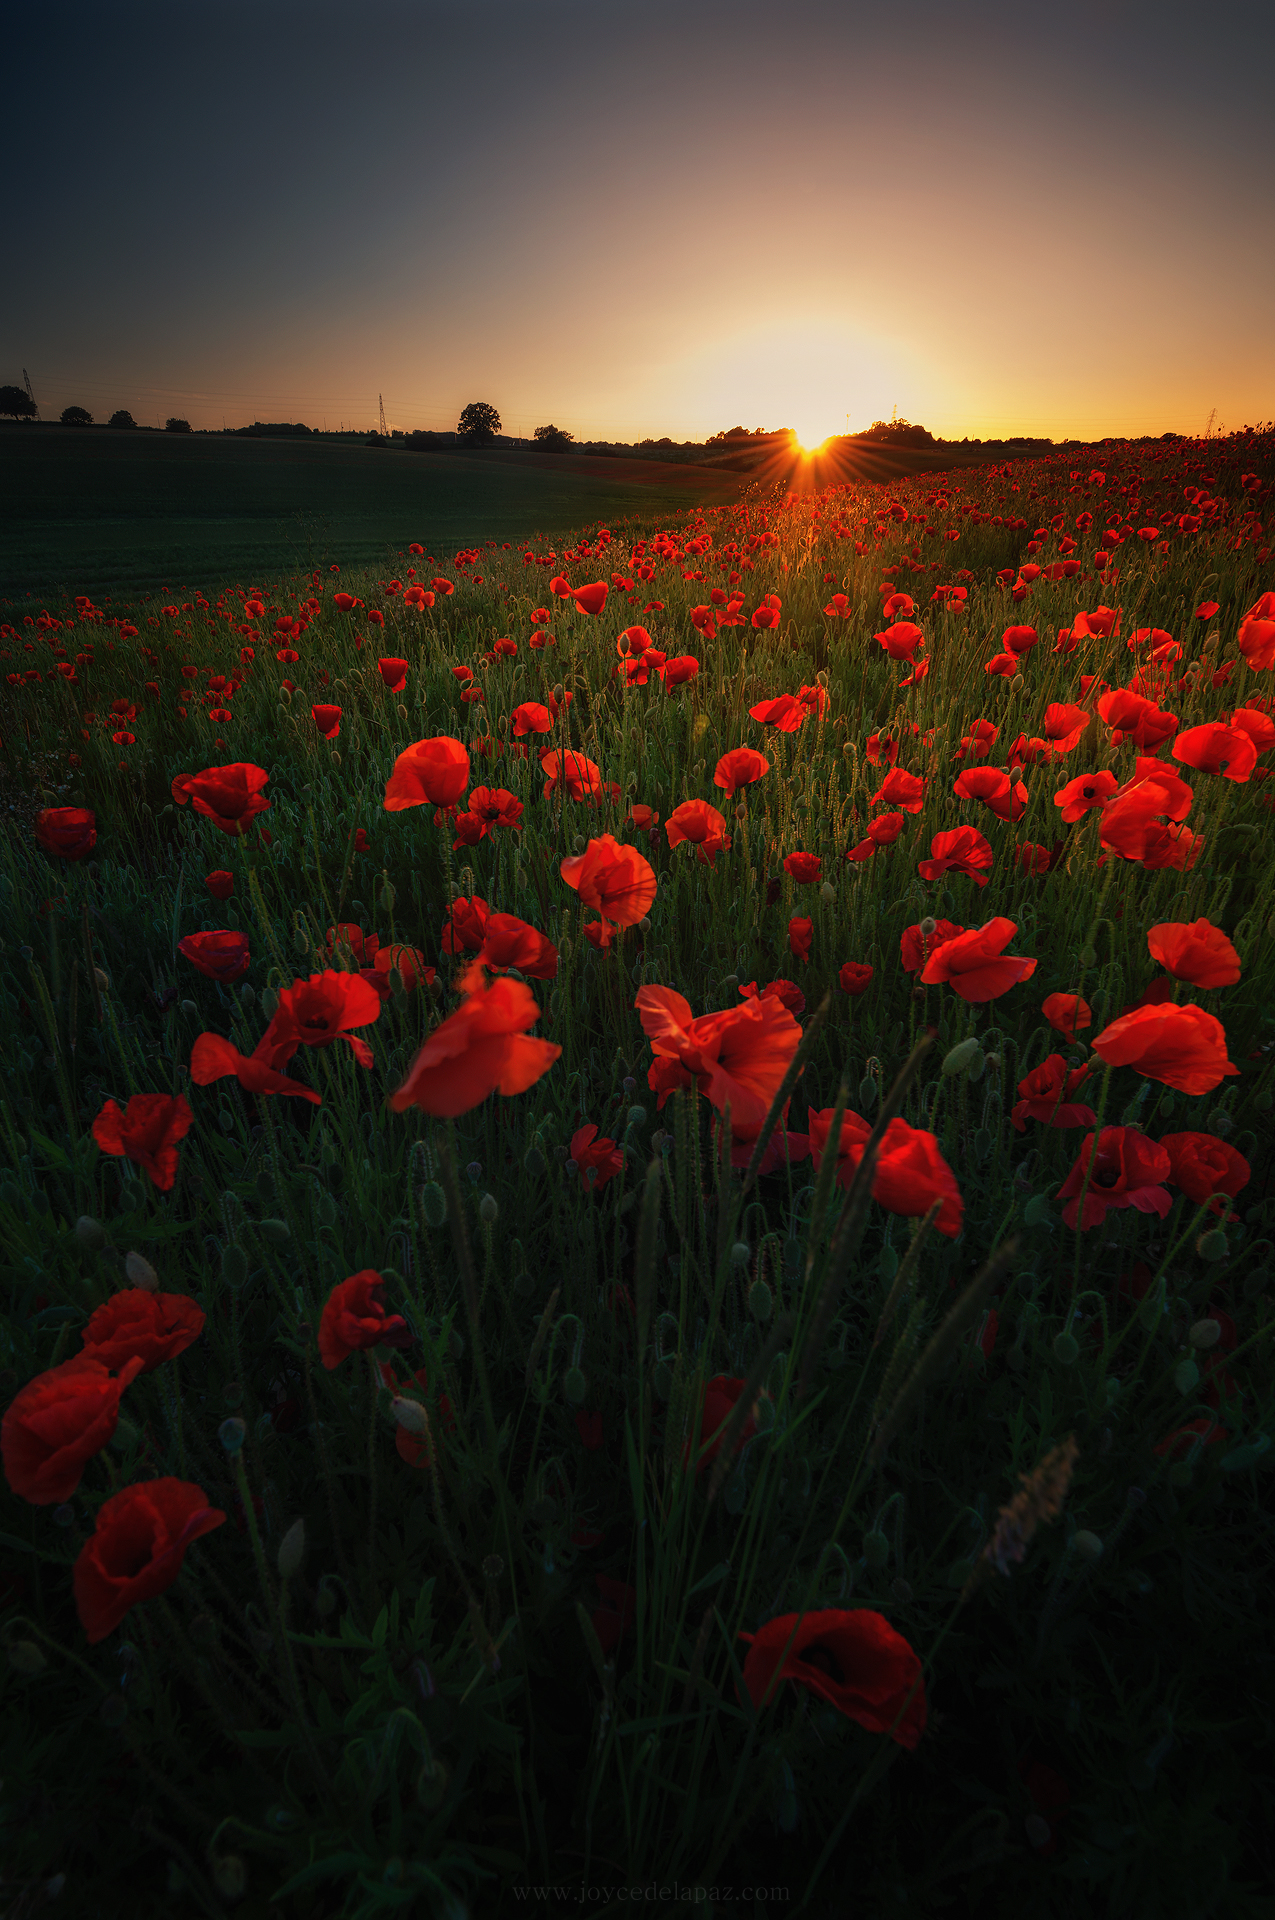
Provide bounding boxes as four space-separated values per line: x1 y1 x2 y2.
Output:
61 405 93 426
108 409 137 429
457 401 501 444
165 417 192 433
860 418 935 449
533 424 574 449
0 384 37 420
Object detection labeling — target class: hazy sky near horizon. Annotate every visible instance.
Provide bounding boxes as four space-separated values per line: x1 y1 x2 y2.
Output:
6 0 1273 445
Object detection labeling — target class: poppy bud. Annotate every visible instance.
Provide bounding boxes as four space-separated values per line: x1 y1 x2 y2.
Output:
1053 1332 1080 1365
479 1193 498 1223
391 1396 430 1435
180 999 198 1016
1173 1359 1200 1395
292 927 309 956
1073 1530 1103 1562
380 883 396 911
94 967 110 992
259 1219 290 1246
75 1214 106 1249
639 917 651 932
858 1075 878 1112
331 751 342 769
748 1279 773 1321
219 1416 246 1453
417 1757 449 1810
420 1182 447 1228
280 687 292 703
1025 1814 1053 1850
1079 947 1097 968
8 1640 47 1676
941 1037 981 1077
260 987 279 1019
820 882 836 904
919 917 937 938
124 1251 158 1290
523 1147 546 1178
735 804 748 822
891 1579 914 1603
1188 1319 1222 1349
1197 1230 1229 1262
563 1366 588 1404
862 1528 890 1568
276 1518 305 1579
210 1857 246 1901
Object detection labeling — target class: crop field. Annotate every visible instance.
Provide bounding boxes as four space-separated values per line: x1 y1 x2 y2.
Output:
0 427 752 600
1 430 1274 1919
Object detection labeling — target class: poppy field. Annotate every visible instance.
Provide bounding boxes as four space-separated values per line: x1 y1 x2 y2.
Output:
2 429 1275 1919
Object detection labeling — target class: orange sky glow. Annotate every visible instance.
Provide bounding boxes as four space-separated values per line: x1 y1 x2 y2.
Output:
4 1 1273 447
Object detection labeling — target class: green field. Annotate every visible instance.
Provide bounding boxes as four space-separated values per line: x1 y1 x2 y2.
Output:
0 426 752 600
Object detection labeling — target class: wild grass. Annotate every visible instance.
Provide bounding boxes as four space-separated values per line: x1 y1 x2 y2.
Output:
1 430 1274 1920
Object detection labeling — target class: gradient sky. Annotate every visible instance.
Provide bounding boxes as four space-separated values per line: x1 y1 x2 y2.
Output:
6 0 1273 445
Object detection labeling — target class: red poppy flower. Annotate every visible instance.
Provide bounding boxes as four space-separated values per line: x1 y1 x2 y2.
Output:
1092 1001 1238 1095
751 595 783 631
571 582 608 616
92 1093 194 1192
953 719 998 762
81 1289 205 1375
255 970 382 1070
953 766 1027 822
1053 770 1118 822
635 985 801 1130
1171 723 1257 783
560 835 657 924
741 978 806 1018
189 1031 323 1104
838 961 874 996
570 1123 624 1193
172 763 271 837
2 1353 145 1505
442 895 491 953
1159 1132 1251 1216
541 748 607 801
688 1374 761 1472
353 827 371 853
919 918 1035 1003
388 959 561 1117
205 870 234 901
872 767 926 812
875 621 926 660
748 694 806 732
334 591 358 611
371 943 434 994
1230 705 1275 753
714 747 771 795
657 654 699 687
881 592 914 620
511 701 553 735
73 1478 226 1643
1153 1416 1228 1462
1042 992 1091 1036
377 657 409 692
1147 918 1240 988
384 736 470 811
807 1112 963 1235
318 1270 410 1369
1238 612 1275 671
1057 1126 1172 1230
478 911 560 980
917 825 993 887
823 593 852 617
178 930 250 983
783 851 822 884
467 786 524 832
35 807 97 860
738 1609 926 1749
402 584 431 611
783 915 811 965
899 918 965 974
1002 624 1038 655
628 803 660 830
1011 1056 1096 1132
1043 703 1090 753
